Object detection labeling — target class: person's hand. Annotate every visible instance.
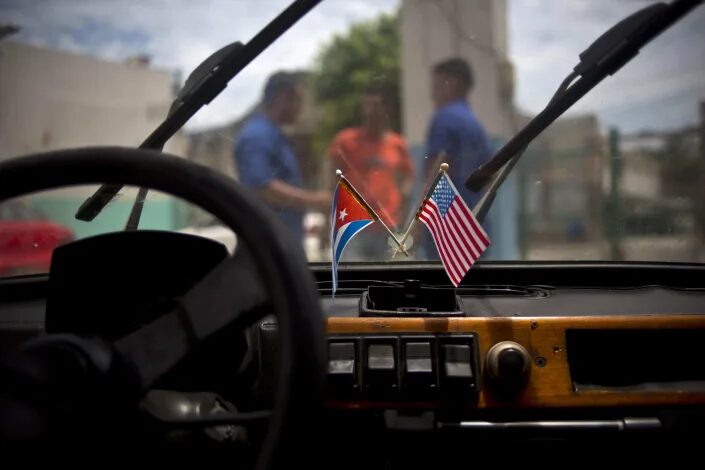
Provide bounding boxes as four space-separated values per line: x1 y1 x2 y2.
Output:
400 177 414 199
309 190 333 212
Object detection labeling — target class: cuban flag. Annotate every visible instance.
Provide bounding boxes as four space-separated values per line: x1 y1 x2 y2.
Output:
331 180 375 297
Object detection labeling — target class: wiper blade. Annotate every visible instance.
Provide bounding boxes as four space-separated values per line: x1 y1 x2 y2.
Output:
468 0 702 222
75 0 323 223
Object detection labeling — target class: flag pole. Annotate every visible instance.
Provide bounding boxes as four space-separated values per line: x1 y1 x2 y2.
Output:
392 162 449 258
336 169 409 257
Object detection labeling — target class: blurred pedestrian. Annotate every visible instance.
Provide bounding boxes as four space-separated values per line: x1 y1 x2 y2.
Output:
422 58 493 258
328 87 414 260
234 71 330 244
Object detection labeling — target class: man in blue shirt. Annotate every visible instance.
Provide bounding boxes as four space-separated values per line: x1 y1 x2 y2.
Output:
234 72 330 243
423 58 493 258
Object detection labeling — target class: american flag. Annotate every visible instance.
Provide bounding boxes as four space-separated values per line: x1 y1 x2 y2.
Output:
419 174 490 286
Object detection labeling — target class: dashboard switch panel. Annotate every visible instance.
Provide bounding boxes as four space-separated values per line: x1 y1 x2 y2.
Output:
310 331 479 401
442 344 474 378
327 336 361 395
363 336 399 393
329 342 356 375
401 336 437 395
439 335 480 393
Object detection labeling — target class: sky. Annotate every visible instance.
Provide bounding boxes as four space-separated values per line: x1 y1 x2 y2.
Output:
1 0 704 133
509 0 705 133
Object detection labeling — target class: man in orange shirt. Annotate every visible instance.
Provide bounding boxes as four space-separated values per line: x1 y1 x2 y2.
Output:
328 88 415 260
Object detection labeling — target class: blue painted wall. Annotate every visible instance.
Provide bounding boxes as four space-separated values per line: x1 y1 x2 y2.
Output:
28 196 185 239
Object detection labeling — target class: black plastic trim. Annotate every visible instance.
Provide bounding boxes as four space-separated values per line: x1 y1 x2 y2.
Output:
310 261 705 289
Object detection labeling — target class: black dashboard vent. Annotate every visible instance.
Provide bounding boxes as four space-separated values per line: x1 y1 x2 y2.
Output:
360 281 464 317
567 328 705 392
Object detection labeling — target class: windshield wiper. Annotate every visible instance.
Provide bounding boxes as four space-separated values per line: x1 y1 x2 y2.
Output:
74 0 322 226
470 0 703 223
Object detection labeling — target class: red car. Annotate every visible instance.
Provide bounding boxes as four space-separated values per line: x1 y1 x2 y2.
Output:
0 201 74 276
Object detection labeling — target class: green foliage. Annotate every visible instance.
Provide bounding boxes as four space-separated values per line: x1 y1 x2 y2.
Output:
311 13 401 156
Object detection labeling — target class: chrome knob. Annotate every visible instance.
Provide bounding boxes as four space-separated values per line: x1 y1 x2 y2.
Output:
485 341 531 394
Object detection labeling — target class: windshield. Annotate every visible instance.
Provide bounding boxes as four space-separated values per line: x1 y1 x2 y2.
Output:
1 0 704 278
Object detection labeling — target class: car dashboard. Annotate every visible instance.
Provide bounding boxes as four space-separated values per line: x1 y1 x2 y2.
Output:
2 232 705 464
307 266 705 464
293 265 705 413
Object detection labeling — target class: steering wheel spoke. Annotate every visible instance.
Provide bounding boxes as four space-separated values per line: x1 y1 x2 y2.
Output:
180 247 271 336
115 248 270 390
0 147 325 469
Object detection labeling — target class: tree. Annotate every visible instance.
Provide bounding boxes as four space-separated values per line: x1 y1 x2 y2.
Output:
311 13 401 157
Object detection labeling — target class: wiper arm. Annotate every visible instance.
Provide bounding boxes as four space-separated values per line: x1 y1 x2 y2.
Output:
75 0 323 224
469 0 702 223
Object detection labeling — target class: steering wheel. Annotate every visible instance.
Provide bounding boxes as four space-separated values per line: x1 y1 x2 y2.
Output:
0 147 326 467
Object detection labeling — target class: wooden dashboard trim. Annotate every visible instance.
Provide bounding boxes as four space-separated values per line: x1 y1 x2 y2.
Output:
326 314 705 409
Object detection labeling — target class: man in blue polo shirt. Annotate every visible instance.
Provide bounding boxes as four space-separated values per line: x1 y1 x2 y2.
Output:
423 58 493 258
234 71 330 244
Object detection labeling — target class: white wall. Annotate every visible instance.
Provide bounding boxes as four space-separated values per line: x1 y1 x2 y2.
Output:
400 0 515 148
400 0 518 260
0 41 190 236
0 41 186 162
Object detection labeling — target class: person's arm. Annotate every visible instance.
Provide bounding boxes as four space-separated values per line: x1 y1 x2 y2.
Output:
321 153 334 192
235 135 330 212
397 138 415 198
325 135 347 190
475 126 494 167
257 180 330 211
425 114 451 181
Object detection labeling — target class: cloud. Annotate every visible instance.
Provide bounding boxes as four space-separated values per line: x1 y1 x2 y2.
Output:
2 0 703 134
1 0 399 130
510 0 705 132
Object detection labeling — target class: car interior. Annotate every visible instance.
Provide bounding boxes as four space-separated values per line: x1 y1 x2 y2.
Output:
1 0 704 467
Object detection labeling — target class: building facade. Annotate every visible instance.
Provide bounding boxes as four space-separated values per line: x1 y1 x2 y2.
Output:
0 41 187 237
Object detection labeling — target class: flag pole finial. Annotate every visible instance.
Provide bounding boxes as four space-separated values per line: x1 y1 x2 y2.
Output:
392 161 450 259
335 169 343 177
